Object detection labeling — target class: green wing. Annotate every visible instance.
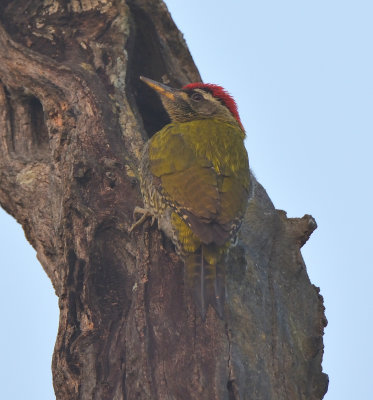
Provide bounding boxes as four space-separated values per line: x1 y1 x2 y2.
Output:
149 119 250 244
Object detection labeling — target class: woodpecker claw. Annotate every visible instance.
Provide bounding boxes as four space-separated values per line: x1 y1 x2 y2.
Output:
128 207 156 232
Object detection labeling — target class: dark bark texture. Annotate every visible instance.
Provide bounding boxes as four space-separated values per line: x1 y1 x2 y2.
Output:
0 1 328 399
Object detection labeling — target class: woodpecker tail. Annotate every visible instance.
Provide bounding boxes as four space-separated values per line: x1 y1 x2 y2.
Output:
184 246 226 320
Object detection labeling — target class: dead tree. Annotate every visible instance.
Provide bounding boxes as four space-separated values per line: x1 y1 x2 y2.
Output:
0 1 328 399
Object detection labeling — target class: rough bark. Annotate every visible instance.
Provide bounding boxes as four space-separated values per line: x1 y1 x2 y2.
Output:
0 1 328 399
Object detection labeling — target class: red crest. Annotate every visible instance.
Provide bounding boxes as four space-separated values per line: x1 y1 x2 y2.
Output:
182 82 244 130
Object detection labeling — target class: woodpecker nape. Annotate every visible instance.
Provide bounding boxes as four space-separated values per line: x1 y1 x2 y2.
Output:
131 76 250 320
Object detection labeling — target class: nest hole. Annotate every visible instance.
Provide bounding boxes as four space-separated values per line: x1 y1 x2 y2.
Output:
125 2 172 138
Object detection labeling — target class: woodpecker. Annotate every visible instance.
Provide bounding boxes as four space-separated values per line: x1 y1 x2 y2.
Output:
131 76 250 320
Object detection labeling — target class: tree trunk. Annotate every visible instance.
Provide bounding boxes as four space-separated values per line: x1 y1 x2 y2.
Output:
0 1 328 399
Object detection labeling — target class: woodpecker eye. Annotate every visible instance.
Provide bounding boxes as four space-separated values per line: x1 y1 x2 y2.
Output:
191 92 203 102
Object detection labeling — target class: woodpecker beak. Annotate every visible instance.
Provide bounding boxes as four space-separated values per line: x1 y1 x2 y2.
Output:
140 76 176 101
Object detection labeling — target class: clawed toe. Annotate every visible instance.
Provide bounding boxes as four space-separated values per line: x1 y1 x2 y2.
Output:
150 215 156 226
128 207 156 232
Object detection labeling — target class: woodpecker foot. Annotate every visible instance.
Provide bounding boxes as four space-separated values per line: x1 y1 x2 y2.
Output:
129 206 156 232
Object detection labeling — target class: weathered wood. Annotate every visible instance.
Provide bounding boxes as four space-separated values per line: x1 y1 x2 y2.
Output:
0 1 328 399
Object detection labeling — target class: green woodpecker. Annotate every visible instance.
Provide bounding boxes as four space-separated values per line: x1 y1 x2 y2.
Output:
131 76 250 319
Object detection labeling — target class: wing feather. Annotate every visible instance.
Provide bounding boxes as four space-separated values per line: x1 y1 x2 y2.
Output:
148 120 249 244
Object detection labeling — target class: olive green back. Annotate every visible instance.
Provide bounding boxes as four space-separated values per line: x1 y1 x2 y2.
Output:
148 119 250 245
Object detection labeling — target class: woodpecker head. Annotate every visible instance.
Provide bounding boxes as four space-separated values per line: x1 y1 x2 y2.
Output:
140 76 244 131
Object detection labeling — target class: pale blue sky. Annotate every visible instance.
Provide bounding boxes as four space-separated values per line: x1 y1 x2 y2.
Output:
1 1 372 398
